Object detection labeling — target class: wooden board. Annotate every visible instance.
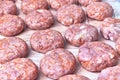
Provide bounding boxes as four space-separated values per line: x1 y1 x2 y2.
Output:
0 0 120 80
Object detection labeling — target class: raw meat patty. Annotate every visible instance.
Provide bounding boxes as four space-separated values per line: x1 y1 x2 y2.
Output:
98 65 120 80
0 58 38 80
87 2 113 20
30 29 65 53
57 4 85 26
65 23 98 47
40 48 76 79
25 10 54 30
78 42 118 72
47 0 76 10
0 14 25 36
21 0 48 14
0 1 17 16
100 18 120 41
0 37 28 64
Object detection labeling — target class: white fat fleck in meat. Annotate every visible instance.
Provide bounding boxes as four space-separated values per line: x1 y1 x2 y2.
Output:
94 12 100 17
61 17 73 25
79 25 85 29
108 52 114 59
74 30 87 40
109 36 114 41
96 58 103 64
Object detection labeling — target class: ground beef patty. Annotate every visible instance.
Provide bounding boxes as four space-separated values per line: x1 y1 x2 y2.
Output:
0 1 17 16
100 18 120 41
65 23 98 47
30 29 65 53
98 65 120 80
57 4 85 26
87 2 113 20
21 0 48 14
0 58 38 80
25 10 54 30
0 14 25 36
0 37 28 64
40 48 76 79
47 0 76 10
58 74 90 80
78 42 118 72
78 0 101 7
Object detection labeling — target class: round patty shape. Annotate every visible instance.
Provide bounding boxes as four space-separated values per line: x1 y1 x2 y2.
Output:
21 0 48 14
0 1 17 16
57 4 85 26
78 42 118 72
87 2 113 20
78 0 101 7
40 48 76 79
0 37 28 64
65 23 98 47
100 18 120 41
47 0 76 10
25 10 54 30
30 29 65 53
0 14 25 36
0 58 38 80
59 74 90 80
98 65 120 80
